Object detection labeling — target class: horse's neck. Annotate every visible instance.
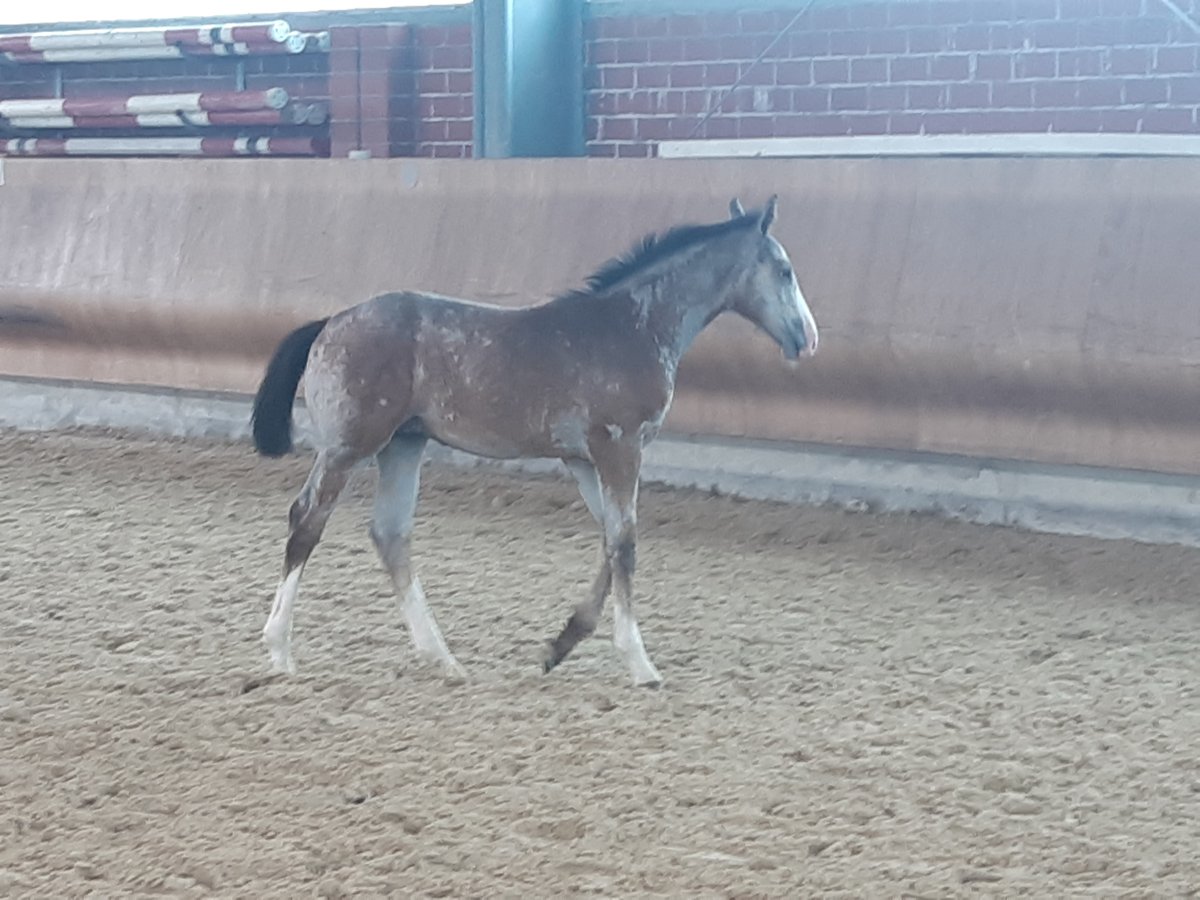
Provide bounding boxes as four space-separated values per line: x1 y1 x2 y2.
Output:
632 262 733 374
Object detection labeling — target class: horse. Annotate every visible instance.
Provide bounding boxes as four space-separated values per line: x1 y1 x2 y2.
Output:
249 195 818 687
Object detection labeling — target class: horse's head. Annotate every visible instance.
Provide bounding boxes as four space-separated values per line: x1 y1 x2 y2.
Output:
726 196 819 361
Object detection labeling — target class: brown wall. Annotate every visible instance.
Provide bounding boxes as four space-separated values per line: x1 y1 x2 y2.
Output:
0 156 1197 477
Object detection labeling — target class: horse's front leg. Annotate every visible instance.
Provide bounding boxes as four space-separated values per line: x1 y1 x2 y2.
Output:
542 460 613 673
590 441 663 688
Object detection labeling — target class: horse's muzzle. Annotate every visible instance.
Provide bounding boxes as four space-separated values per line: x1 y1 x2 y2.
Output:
783 322 818 360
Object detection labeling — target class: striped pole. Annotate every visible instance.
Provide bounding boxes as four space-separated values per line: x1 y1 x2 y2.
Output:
2 33 314 64
0 20 291 53
0 136 328 157
1 106 322 129
0 89 289 119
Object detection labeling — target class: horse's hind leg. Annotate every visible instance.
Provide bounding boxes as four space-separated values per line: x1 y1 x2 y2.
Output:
371 435 464 678
262 450 354 674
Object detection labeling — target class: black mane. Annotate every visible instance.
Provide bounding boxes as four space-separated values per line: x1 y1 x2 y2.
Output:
574 212 759 297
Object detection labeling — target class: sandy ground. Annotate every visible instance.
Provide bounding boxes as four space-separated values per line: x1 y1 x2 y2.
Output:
1 428 1199 898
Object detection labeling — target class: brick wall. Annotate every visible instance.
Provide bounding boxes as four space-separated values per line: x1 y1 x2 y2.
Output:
0 9 473 159
9 1 1200 161
414 21 474 158
585 0 1200 158
325 19 472 158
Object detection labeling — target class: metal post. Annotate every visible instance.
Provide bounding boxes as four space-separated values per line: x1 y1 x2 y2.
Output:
472 0 584 158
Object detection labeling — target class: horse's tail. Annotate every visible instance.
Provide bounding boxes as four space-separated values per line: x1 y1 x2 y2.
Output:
251 318 329 457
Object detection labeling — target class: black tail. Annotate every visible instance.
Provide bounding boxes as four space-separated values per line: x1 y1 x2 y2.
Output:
251 318 329 457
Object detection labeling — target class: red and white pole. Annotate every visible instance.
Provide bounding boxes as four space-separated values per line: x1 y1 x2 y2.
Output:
0 89 290 119
0 136 328 157
0 20 291 53
2 32 311 63
1 108 317 129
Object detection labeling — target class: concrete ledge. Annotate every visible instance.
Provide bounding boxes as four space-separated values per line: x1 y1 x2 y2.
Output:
3 375 1199 548
657 134 1200 159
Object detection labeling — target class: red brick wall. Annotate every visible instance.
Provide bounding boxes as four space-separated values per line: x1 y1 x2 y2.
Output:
9 1 1200 161
326 19 472 158
413 21 474 158
585 0 1200 158
0 11 473 159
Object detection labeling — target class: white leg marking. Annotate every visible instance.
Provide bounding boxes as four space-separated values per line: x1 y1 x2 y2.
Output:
591 466 661 687
613 604 663 687
373 437 465 679
262 567 302 675
403 576 465 678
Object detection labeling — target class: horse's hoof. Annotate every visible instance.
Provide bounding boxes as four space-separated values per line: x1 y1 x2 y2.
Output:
240 671 287 694
266 655 296 676
541 640 563 674
630 666 663 689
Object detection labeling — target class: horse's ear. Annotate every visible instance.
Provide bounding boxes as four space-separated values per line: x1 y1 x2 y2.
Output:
729 197 746 218
759 194 778 233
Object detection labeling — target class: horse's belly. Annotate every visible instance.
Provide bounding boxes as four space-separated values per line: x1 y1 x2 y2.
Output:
421 415 560 461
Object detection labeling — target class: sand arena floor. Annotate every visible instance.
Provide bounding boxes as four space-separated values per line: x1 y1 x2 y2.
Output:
1 428 1199 898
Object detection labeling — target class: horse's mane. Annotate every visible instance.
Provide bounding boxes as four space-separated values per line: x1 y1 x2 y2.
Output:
566 212 759 300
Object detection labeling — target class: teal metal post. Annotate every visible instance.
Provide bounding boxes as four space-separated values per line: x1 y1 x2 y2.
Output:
472 0 585 158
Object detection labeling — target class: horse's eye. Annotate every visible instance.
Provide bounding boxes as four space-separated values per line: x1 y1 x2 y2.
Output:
780 265 793 280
